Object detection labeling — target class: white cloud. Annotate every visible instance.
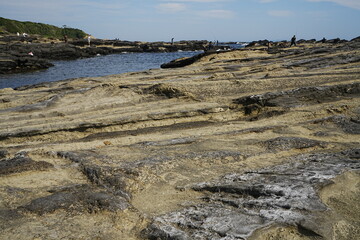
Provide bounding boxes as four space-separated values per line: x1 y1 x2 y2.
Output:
156 3 187 12
198 9 235 18
267 10 294 17
307 0 360 10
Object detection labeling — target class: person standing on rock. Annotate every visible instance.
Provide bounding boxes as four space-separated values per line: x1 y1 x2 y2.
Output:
87 35 91 47
290 35 297 47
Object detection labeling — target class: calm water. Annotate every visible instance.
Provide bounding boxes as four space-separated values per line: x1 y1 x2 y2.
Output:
0 51 202 89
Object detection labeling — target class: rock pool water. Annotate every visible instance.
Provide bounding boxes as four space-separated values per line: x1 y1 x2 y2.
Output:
0 51 202 89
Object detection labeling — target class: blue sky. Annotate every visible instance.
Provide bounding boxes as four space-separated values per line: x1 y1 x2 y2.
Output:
0 0 359 42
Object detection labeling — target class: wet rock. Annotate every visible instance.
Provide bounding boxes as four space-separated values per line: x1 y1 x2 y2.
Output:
161 49 233 68
21 184 129 215
161 52 207 68
144 149 360 239
0 54 53 74
0 153 53 176
0 59 17 73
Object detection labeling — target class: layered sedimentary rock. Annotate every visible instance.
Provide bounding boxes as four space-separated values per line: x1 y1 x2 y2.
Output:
0 40 359 239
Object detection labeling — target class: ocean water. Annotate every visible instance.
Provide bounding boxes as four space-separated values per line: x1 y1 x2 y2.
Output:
0 51 203 89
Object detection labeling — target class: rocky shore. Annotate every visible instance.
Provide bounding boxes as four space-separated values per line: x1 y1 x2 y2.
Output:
0 38 359 240
0 34 208 74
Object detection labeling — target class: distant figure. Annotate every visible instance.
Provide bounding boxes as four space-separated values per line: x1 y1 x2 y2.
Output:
321 37 326 43
290 35 296 47
64 34 68 43
171 38 174 45
87 35 91 47
207 41 213 51
17 32 20 36
267 41 272 50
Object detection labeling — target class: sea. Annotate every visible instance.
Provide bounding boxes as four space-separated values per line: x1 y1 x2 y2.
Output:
0 43 246 89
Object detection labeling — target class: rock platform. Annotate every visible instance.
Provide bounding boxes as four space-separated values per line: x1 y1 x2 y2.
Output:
0 39 359 239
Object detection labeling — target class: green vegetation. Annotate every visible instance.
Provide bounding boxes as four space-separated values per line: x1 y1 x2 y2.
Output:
0 17 87 39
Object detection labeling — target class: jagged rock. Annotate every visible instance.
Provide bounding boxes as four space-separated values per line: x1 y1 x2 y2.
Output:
145 149 360 239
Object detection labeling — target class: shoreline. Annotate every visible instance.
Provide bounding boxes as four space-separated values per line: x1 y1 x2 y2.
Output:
0 34 211 74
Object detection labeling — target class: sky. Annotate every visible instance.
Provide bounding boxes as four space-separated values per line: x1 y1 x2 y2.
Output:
0 0 359 42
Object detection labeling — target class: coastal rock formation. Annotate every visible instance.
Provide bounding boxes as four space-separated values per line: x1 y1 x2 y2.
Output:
0 34 209 74
0 52 54 74
0 39 359 239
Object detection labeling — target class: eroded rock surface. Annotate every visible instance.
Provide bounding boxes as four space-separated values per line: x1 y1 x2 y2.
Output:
146 149 359 239
0 40 359 239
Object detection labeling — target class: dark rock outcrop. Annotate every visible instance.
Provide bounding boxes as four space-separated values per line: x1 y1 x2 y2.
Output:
21 184 129 215
0 53 54 74
0 152 53 175
263 136 324 151
234 82 360 110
